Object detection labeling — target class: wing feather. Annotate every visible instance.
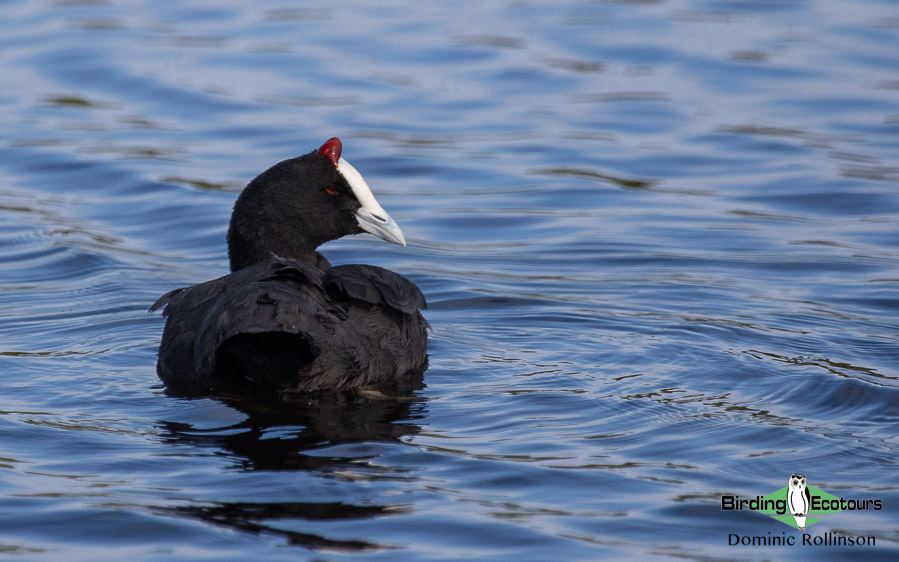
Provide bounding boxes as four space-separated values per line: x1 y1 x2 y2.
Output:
325 264 426 315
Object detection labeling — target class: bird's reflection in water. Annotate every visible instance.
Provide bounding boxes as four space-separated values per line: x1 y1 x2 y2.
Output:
156 385 426 552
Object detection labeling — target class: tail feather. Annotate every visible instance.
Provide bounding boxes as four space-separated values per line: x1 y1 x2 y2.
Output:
214 331 316 392
194 281 329 386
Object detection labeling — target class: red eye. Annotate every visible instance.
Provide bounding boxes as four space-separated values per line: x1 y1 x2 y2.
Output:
326 187 338 195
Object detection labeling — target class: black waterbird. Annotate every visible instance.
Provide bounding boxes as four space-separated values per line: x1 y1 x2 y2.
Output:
151 138 428 398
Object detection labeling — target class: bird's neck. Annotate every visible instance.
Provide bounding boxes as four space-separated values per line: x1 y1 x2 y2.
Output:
226 219 327 271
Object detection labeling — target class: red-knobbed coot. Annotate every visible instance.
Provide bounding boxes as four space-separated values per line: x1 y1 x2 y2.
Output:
151 138 428 397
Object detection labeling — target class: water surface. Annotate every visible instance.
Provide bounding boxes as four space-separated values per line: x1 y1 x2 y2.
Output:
1 0 897 559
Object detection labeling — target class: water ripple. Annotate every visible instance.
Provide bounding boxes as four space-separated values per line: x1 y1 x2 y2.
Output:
0 0 897 558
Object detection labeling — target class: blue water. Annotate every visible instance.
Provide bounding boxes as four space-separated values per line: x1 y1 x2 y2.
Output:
1 0 897 559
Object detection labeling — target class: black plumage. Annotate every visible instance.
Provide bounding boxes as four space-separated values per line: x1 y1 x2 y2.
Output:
151 138 428 398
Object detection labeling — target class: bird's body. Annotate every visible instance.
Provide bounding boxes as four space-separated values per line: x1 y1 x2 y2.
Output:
152 138 428 398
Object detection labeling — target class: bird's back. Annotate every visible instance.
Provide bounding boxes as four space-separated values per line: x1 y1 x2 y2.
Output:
152 259 428 398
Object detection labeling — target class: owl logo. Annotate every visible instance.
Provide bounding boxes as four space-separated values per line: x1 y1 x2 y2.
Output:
788 474 810 531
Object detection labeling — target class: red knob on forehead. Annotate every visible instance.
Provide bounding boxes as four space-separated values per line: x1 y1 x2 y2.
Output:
317 137 342 167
